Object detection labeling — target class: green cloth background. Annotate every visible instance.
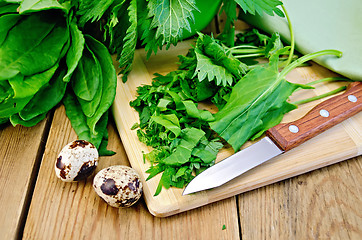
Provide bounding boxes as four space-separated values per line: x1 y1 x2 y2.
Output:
240 0 362 81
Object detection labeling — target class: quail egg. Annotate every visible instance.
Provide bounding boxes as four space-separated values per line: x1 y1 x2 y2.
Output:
55 140 99 182
93 165 143 208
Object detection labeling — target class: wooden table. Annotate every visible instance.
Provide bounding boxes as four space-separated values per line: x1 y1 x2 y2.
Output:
1 97 361 239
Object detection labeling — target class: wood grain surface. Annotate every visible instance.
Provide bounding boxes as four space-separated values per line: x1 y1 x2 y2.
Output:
0 116 50 240
22 105 240 240
238 156 362 239
112 40 362 217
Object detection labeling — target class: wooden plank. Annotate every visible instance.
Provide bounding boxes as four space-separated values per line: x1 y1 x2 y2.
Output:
23 105 240 239
0 117 50 240
238 156 362 239
112 39 362 217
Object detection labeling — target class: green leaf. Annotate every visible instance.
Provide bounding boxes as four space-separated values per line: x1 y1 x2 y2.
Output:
192 138 223 164
147 0 198 47
194 33 248 86
8 63 58 99
71 43 101 101
117 0 137 81
19 0 69 14
146 163 165 180
264 32 283 57
84 35 117 135
0 80 13 103
77 41 103 118
63 90 109 149
235 0 284 17
10 112 46 127
0 117 9 125
63 20 85 82
0 11 68 80
154 167 176 196
209 50 309 151
0 3 19 15
0 93 33 118
19 67 67 121
217 0 237 47
98 129 116 156
77 0 114 26
151 114 181 138
194 49 234 87
137 0 163 58
160 127 204 166
182 100 214 121
0 14 21 46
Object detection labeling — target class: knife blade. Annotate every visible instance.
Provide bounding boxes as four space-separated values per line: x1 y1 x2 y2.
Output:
183 81 362 195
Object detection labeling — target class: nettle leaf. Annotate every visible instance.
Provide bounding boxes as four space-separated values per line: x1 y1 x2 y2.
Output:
194 49 234 87
147 0 198 46
77 0 114 26
137 0 163 59
194 33 248 86
117 0 137 81
235 0 284 17
264 32 283 57
217 0 237 47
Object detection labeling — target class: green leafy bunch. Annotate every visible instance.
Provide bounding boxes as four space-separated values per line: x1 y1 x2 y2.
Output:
0 0 116 155
130 30 293 195
130 70 224 196
75 0 284 81
0 0 285 156
131 19 345 195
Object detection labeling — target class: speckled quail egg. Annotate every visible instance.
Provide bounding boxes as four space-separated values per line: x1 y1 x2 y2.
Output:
55 140 99 182
93 165 143 208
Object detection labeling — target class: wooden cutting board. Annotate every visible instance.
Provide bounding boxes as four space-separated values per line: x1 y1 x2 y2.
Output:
111 40 362 217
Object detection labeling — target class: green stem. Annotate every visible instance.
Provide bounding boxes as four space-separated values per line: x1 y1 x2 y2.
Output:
278 49 342 80
292 86 347 105
231 48 265 54
231 45 259 49
234 53 265 59
306 77 350 86
281 4 295 67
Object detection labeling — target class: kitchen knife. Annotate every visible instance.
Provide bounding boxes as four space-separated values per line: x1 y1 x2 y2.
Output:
183 81 362 195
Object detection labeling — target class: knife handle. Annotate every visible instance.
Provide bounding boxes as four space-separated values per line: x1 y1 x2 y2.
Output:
266 81 362 152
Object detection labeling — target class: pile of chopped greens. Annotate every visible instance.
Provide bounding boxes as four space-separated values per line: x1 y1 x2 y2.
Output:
130 8 347 195
0 0 285 155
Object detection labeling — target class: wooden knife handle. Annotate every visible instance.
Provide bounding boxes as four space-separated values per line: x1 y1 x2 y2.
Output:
266 81 362 152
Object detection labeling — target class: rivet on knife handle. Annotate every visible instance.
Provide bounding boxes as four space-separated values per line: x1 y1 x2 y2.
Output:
267 81 362 152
